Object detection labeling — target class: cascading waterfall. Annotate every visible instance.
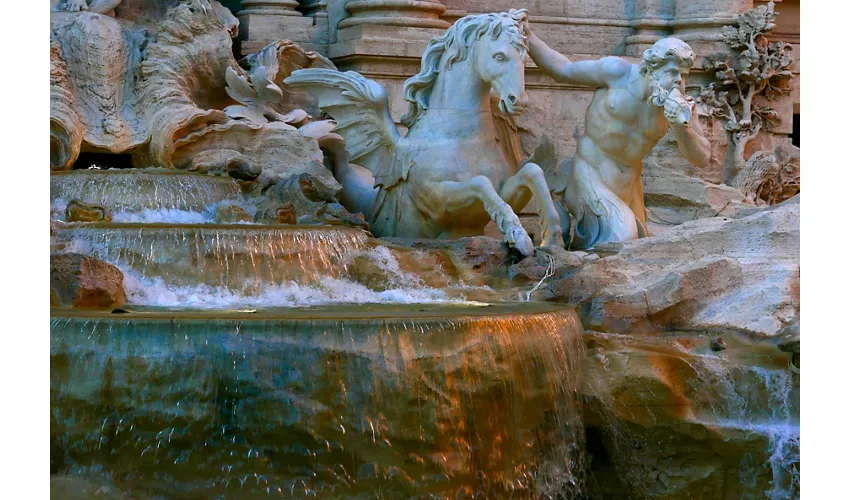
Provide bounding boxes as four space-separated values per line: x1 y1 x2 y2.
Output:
693 360 800 499
50 169 241 215
582 332 800 499
50 224 491 308
53 223 371 288
50 305 587 498
48 167 799 499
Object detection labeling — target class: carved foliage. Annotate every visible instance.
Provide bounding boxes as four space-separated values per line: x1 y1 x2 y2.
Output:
700 1 793 135
224 40 335 125
697 1 795 186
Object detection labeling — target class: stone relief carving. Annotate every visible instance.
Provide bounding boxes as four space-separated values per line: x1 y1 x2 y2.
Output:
286 9 563 257
698 1 796 192
526 26 711 249
734 142 800 206
50 0 337 189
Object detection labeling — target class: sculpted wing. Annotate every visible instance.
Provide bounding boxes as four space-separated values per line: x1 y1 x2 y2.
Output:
285 69 403 189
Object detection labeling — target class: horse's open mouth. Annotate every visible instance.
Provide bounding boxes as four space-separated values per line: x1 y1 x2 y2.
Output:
498 98 526 116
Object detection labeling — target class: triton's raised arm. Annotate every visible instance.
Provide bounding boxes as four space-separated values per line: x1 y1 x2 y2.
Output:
525 27 630 88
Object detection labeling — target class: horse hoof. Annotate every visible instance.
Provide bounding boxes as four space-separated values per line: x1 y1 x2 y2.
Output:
541 230 565 248
506 228 534 257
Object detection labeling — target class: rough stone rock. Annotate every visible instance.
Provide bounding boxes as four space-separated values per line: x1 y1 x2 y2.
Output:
276 202 297 224
380 236 511 276
51 253 126 309
172 122 337 190
732 143 801 206
549 199 800 337
641 114 729 185
189 149 261 181
213 204 252 223
509 245 584 282
64 200 112 223
254 173 368 229
50 1 239 170
582 331 799 499
642 163 749 235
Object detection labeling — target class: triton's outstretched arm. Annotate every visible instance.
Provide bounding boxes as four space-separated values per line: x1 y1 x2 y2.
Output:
525 28 630 88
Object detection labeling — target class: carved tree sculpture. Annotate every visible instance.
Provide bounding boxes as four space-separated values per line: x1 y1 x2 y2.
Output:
698 1 794 186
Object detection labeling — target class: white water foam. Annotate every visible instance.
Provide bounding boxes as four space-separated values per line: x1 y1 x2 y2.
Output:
117 245 469 308
55 218 489 308
112 208 211 224
692 360 800 499
122 270 457 309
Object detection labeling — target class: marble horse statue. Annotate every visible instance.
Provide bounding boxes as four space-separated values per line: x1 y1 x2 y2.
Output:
286 9 562 257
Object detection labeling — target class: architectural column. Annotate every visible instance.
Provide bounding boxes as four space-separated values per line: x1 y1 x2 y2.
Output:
299 0 332 47
326 0 451 120
625 0 675 57
329 0 450 73
300 0 329 17
337 0 449 30
237 0 319 56
672 0 753 53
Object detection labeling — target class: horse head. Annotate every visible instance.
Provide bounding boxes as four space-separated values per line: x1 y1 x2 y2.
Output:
400 9 530 128
472 10 530 115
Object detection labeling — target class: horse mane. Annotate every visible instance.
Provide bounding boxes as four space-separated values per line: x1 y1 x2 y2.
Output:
399 9 528 129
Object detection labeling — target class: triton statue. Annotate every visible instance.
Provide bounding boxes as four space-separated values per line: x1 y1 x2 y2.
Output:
525 25 712 248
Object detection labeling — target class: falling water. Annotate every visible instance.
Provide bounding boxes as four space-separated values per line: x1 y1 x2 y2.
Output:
691 359 800 499
50 169 241 214
52 223 371 289
50 304 587 498
582 332 800 499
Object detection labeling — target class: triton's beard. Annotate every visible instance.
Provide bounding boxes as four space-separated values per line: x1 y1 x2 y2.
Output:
647 72 669 107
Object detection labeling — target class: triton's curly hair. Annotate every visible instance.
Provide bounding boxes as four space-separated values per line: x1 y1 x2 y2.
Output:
639 38 696 75
400 9 529 128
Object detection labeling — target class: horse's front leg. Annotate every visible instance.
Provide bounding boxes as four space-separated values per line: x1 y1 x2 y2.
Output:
432 176 534 257
500 162 564 247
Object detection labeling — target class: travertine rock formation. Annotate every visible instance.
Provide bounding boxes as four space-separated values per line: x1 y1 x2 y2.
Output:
733 142 800 206
254 173 367 228
50 253 127 309
582 330 799 498
641 162 750 231
549 197 799 337
64 200 113 223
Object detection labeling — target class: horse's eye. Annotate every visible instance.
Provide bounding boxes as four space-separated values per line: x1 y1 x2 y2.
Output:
493 53 507 62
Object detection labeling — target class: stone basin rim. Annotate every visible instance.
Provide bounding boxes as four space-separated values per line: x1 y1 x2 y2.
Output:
50 302 578 322
52 222 371 232
50 168 231 178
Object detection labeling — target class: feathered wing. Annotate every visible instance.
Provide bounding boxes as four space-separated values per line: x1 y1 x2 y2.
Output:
284 69 403 190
